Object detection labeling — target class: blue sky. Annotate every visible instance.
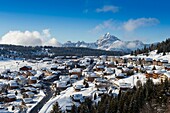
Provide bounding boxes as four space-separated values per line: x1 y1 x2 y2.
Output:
0 0 170 45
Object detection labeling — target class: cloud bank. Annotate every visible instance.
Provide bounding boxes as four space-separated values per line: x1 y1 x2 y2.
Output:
91 18 159 33
0 29 62 47
123 18 159 31
96 5 119 13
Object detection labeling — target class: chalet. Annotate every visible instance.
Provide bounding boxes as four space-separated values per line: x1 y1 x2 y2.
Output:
3 74 9 79
145 70 153 78
70 75 78 83
164 64 170 71
107 61 116 68
50 65 58 71
59 75 70 84
108 85 119 97
127 64 134 69
71 93 84 102
31 83 42 88
96 65 105 71
66 103 73 112
97 87 107 96
74 84 83 91
153 70 162 79
23 98 34 104
15 75 27 85
104 68 114 75
42 57 52 62
115 73 126 79
160 59 169 66
34 71 44 80
99 55 107 61
57 66 66 72
19 66 32 71
145 58 153 65
156 59 168 66
24 91 34 98
163 72 170 81
8 80 18 89
69 68 82 78
122 68 130 73
94 78 108 88
55 81 67 90
24 87 37 93
6 94 16 102
85 72 98 82
28 76 37 84
119 83 132 90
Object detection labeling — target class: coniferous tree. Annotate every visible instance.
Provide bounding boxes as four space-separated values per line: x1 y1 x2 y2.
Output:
50 102 62 113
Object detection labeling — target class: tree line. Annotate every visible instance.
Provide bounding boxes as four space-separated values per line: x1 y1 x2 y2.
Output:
131 38 170 56
51 78 170 113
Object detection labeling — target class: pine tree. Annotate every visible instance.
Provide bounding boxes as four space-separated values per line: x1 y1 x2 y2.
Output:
50 102 61 113
152 65 156 70
94 93 97 100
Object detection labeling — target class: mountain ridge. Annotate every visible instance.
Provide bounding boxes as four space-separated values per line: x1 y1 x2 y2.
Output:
62 32 145 53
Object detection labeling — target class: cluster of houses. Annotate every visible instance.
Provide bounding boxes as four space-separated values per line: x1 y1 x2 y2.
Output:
1 53 170 113
0 65 45 113
49 54 170 112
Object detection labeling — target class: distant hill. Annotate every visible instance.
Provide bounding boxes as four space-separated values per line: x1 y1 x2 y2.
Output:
0 44 127 59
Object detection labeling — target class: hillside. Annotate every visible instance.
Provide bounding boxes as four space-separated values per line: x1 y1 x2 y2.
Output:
0 44 126 59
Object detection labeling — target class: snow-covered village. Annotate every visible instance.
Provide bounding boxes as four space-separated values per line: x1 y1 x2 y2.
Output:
1 0 170 113
0 48 170 113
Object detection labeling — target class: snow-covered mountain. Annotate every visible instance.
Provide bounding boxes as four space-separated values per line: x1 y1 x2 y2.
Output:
62 32 145 53
63 41 97 49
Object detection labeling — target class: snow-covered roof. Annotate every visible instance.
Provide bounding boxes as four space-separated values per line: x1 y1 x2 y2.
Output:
70 74 78 79
34 71 43 77
60 76 70 82
8 80 18 87
72 93 83 100
24 87 36 92
122 68 130 72
69 68 81 73
74 85 83 90
164 72 170 78
119 83 132 88
57 66 66 70
117 73 125 77
25 91 34 96
23 98 33 104
29 76 37 80
145 58 153 62
154 70 162 74
96 65 104 69
86 72 98 77
56 81 67 88
7 94 16 99
146 70 153 74
160 59 168 63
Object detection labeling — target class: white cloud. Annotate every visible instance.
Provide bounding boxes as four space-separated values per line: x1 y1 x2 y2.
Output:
90 19 121 33
0 29 62 47
45 38 62 47
90 18 159 33
123 18 159 31
96 5 119 13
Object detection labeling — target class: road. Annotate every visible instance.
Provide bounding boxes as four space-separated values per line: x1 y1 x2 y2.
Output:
29 82 54 113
